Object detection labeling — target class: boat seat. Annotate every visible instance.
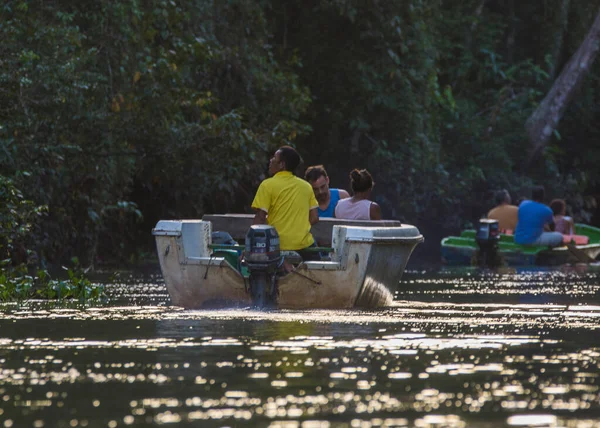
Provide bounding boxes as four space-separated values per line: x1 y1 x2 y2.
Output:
202 214 402 246
303 261 341 271
562 234 589 245
281 251 303 265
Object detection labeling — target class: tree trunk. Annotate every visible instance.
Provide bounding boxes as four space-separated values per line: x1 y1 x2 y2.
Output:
466 0 488 52
548 0 571 80
506 0 516 64
523 8 600 172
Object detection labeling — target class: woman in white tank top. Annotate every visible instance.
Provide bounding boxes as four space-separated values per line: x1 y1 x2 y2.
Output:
334 169 382 220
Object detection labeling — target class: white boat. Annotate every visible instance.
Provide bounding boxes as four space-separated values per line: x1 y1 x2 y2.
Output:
152 214 423 309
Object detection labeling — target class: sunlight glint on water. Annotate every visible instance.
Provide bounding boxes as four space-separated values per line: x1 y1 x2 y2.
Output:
0 267 598 426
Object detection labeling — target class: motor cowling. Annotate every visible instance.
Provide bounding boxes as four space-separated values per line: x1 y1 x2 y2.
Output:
244 225 281 263
474 219 502 267
475 219 500 245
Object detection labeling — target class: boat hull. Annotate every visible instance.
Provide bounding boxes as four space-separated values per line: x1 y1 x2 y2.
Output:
153 219 423 309
441 224 600 266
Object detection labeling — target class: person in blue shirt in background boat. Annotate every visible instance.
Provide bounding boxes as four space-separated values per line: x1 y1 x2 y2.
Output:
514 185 563 247
304 165 350 218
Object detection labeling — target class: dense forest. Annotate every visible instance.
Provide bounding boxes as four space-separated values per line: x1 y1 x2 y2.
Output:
2 0 600 267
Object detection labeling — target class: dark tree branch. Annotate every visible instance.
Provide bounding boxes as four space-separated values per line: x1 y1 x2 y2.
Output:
522 9 600 173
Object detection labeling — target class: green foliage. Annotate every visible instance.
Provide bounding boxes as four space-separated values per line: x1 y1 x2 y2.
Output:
2 0 600 263
0 263 33 301
0 175 47 263
1 0 311 265
0 260 104 302
38 265 105 301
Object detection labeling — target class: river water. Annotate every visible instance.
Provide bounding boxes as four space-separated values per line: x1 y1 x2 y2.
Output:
0 266 599 427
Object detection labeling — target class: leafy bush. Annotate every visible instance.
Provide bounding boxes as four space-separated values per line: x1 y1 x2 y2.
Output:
0 259 104 303
0 175 47 264
2 0 600 266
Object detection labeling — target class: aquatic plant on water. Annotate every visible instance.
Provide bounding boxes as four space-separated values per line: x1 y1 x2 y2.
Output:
0 264 33 301
0 259 105 302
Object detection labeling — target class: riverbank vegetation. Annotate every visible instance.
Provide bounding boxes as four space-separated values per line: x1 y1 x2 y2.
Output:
0 260 105 302
2 0 600 268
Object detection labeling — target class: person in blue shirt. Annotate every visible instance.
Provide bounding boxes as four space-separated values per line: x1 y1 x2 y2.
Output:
514 186 563 247
304 165 350 218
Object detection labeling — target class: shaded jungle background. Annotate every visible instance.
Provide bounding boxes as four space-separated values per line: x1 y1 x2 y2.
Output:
2 0 600 267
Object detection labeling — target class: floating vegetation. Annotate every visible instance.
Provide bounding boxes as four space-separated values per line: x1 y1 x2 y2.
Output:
0 259 105 302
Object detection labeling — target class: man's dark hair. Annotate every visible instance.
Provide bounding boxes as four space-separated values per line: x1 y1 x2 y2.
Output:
305 165 328 182
531 185 545 202
495 189 510 205
278 146 301 173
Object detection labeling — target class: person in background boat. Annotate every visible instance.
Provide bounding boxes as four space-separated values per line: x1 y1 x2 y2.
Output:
335 169 382 220
251 146 320 262
304 165 350 218
514 185 563 247
550 198 575 235
487 189 518 234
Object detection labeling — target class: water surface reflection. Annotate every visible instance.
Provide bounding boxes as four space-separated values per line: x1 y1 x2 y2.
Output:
0 268 599 427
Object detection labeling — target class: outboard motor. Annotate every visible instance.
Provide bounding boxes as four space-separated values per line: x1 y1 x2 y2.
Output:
243 225 282 307
474 219 501 267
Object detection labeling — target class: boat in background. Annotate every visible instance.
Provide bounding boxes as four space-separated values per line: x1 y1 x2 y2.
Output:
153 215 424 309
441 223 600 266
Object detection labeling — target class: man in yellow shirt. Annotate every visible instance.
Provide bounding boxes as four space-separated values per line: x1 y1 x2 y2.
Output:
251 146 319 260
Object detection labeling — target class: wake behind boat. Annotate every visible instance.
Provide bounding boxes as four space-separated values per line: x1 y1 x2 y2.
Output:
153 214 423 309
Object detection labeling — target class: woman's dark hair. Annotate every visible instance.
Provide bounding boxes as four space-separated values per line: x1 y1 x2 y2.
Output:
278 146 301 173
349 169 374 193
549 199 566 216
